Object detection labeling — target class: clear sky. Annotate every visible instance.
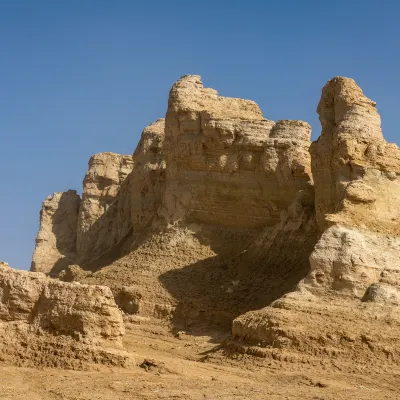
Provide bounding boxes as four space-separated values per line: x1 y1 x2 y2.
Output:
1 0 399 270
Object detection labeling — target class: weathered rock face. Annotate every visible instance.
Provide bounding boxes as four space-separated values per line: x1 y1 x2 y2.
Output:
161 75 312 228
76 152 133 256
31 190 80 275
31 120 166 273
0 264 123 340
308 77 400 297
232 77 400 369
28 75 400 371
75 121 166 267
311 77 400 234
130 118 166 229
0 263 128 368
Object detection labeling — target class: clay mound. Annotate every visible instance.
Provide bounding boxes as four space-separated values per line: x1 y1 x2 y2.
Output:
0 264 130 369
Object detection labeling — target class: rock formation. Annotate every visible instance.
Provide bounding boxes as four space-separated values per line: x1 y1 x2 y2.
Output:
308 77 400 296
31 190 80 275
232 77 400 368
130 118 165 228
76 152 134 257
31 120 166 273
58 75 316 328
25 75 400 370
0 263 129 368
162 75 312 227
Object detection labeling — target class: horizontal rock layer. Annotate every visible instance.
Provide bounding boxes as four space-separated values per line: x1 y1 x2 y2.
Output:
0 264 128 368
26 75 400 369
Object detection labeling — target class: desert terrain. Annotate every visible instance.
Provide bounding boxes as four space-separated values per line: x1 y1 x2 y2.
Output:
1 75 400 399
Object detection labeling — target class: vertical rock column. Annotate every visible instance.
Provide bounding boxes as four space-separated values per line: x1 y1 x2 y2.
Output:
76 152 133 257
308 77 400 297
31 190 80 275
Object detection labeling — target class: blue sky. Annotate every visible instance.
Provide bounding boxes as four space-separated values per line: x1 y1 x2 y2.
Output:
1 0 399 270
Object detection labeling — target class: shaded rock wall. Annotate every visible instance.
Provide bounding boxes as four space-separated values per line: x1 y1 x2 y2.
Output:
76 152 134 256
31 190 80 274
130 118 166 229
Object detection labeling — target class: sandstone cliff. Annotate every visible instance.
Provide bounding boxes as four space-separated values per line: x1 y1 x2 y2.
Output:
232 77 400 368
58 76 316 326
161 75 312 227
32 119 166 273
26 75 400 370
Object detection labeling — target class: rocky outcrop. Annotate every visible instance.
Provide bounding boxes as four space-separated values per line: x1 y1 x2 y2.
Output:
28 75 400 370
75 121 166 267
130 118 166 229
308 77 400 297
76 152 134 256
31 190 80 275
74 76 316 327
161 75 312 227
232 77 400 368
0 263 128 368
30 76 315 327
31 120 166 272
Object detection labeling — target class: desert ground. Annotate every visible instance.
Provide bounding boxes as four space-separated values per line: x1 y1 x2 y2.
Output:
1 318 398 400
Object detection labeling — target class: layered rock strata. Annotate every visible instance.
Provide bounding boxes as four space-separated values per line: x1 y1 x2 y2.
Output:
0 263 129 368
233 77 400 367
31 120 166 273
308 77 400 296
76 152 134 257
28 75 400 370
162 75 312 227
74 76 315 325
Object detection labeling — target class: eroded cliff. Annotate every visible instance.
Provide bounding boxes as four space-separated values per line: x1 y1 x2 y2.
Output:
233 77 400 368
23 75 400 370
0 263 129 368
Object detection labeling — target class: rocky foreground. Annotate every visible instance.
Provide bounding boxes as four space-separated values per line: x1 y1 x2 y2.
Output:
1 75 400 394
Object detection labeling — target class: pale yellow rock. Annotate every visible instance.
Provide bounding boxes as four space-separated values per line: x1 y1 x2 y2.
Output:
76 152 133 255
27 75 400 370
31 190 80 275
311 76 400 234
0 263 124 341
162 75 312 228
76 121 165 266
308 77 400 295
232 77 400 367
130 118 165 228
363 283 400 305
0 263 129 368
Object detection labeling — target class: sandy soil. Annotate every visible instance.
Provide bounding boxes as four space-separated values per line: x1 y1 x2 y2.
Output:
0 319 399 400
